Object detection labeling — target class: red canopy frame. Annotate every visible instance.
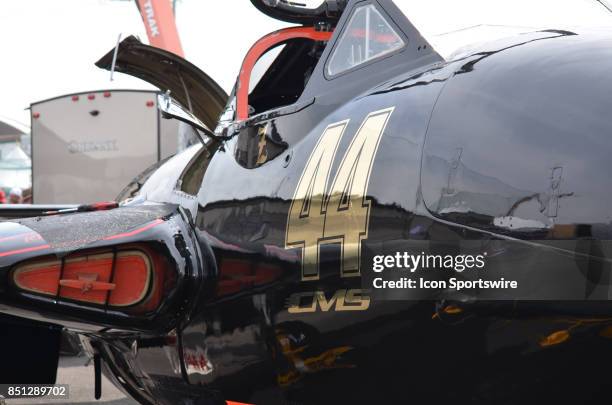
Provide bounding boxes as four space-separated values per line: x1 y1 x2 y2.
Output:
236 27 333 121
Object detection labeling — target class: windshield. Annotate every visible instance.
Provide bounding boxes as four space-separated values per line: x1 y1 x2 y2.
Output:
395 0 612 58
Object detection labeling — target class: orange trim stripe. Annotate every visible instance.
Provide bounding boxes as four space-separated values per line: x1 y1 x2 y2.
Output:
236 27 333 120
0 244 51 258
103 219 164 241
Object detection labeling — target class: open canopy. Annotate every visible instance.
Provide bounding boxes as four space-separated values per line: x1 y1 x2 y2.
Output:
96 36 228 131
249 0 346 25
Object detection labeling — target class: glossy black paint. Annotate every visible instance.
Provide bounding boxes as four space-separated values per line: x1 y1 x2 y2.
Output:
423 29 612 232
1 1 612 404
0 204 208 333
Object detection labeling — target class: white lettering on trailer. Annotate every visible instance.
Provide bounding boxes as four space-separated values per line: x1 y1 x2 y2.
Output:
68 140 119 154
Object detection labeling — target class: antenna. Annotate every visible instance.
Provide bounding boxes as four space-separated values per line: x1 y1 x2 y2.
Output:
597 0 612 12
110 33 122 81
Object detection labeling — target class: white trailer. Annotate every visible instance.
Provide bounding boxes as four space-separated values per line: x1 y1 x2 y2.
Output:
30 89 181 204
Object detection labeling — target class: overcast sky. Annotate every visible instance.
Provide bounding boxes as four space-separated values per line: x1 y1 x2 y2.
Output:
0 0 287 128
1 0 611 128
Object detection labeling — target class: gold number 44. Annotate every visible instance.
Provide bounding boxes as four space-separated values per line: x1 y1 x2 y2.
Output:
285 108 394 281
